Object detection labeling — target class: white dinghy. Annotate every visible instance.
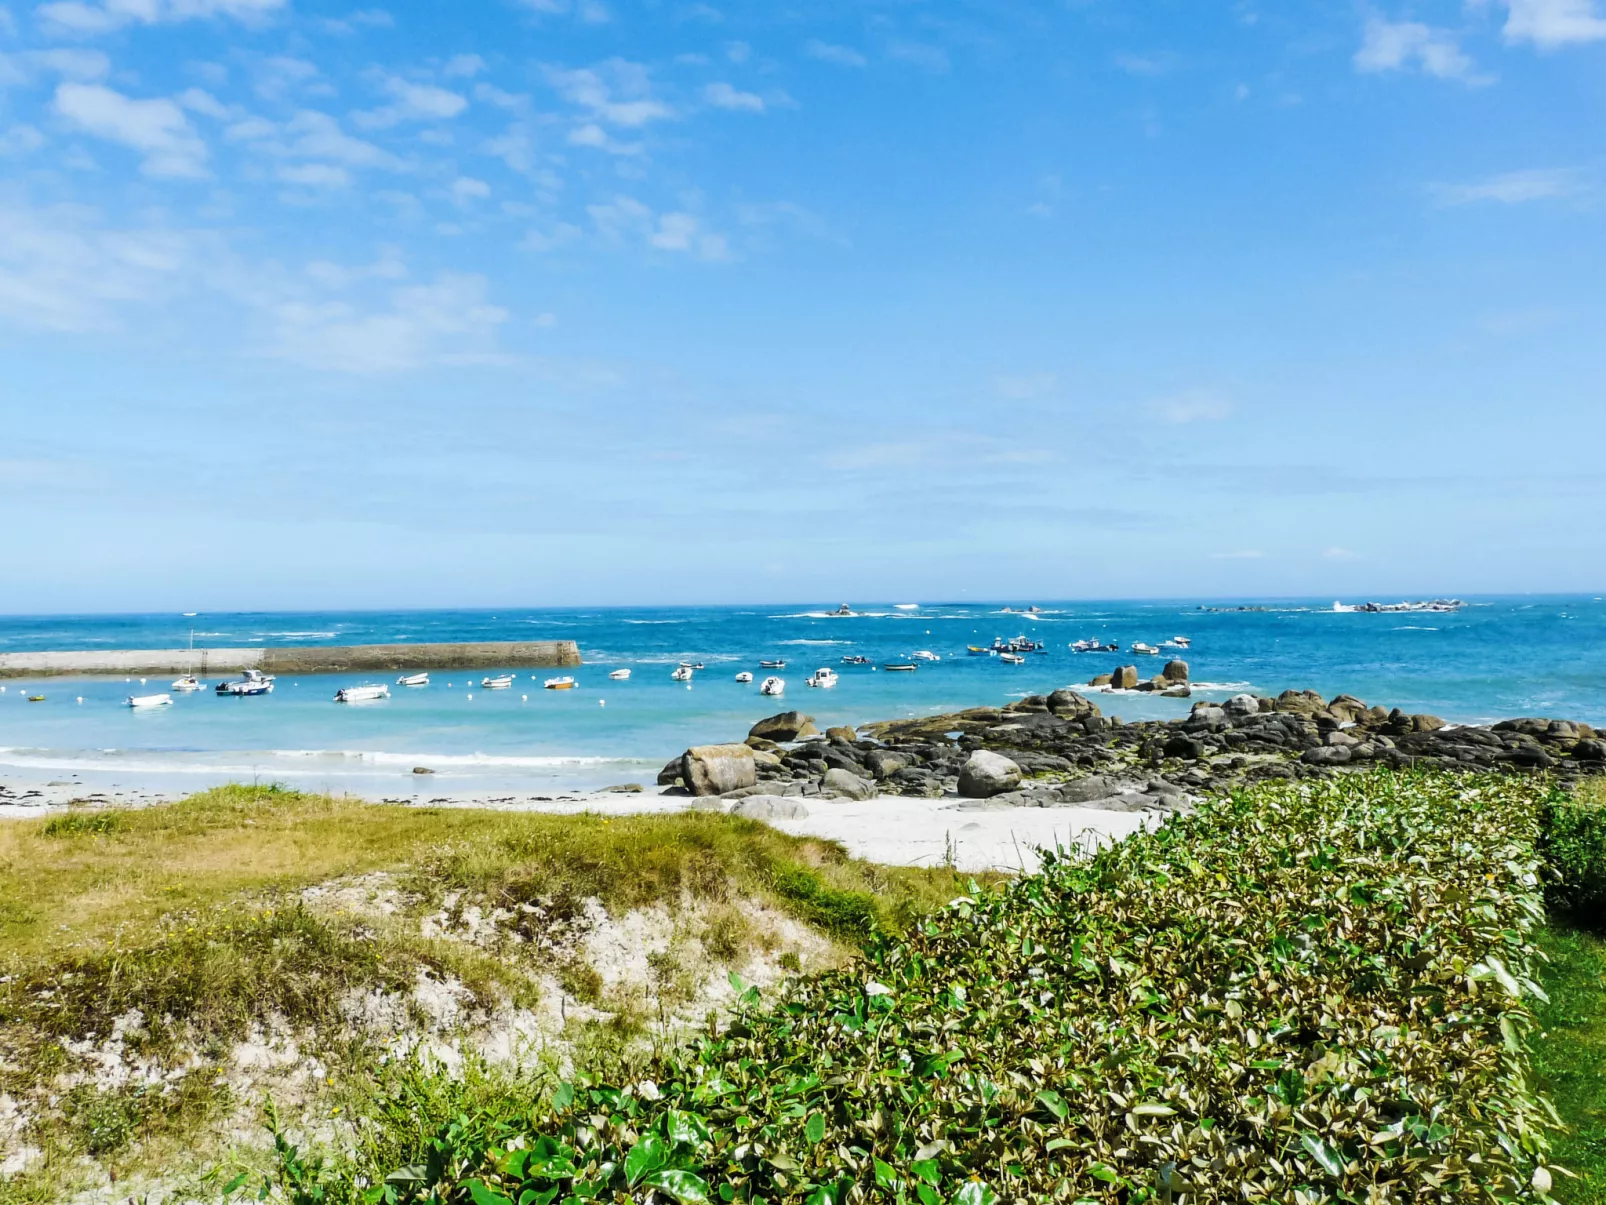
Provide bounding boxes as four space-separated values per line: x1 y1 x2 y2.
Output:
128 693 173 708
335 684 390 703
760 675 786 696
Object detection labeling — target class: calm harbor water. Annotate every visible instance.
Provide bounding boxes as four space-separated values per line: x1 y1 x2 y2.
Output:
1 597 1602 796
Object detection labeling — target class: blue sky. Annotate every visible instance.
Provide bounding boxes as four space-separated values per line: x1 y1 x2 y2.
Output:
0 0 1602 610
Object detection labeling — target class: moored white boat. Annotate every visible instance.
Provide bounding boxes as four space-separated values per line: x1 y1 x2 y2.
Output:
760 675 785 696
910 650 940 661
759 659 786 669
608 668 631 680
128 693 173 708
735 671 753 683
999 652 1025 665
1131 642 1160 656
806 667 839 688
544 676 576 690
170 675 202 692
335 684 389 703
672 665 694 682
883 662 917 672
481 675 515 689
217 669 274 696
397 672 430 687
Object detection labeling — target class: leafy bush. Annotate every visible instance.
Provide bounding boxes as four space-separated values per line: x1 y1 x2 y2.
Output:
308 772 1562 1205
1541 786 1606 928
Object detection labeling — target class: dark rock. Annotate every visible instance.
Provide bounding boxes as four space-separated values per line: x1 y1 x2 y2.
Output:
1275 689 1327 716
826 725 858 745
1088 674 1113 687
1163 735 1204 760
1574 739 1606 762
604 783 644 793
1302 746 1352 765
1111 665 1139 690
865 749 910 780
1223 693 1260 718
1327 694 1368 723
822 768 875 800
1047 688 1100 719
1502 745 1555 769
1411 714 1447 733
657 758 684 786
748 711 819 743
1162 659 1189 684
412 766 435 775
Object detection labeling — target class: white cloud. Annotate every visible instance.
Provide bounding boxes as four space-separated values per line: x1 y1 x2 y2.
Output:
278 161 350 188
725 40 749 63
1322 546 1360 559
0 199 191 332
0 123 46 153
516 0 607 21
1502 0 1606 45
1431 167 1584 205
521 221 581 252
1354 18 1489 83
0 48 111 83
442 53 485 78
545 60 672 126
0 5 15 35
37 0 284 35
250 55 319 101
354 75 468 129
450 175 489 202
1151 389 1234 424
265 271 509 373
177 86 229 118
588 194 728 260
319 8 391 34
703 81 763 111
803 38 866 67
53 82 208 178
279 109 404 168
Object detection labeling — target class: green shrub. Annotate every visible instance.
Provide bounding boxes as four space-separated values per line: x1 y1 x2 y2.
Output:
42 811 120 837
1541 787 1606 928
301 772 1564 1205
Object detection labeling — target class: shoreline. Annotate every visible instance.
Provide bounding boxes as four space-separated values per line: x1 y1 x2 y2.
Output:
0 638 581 678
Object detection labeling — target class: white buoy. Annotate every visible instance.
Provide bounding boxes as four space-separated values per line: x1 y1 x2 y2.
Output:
599 699 605 707
467 693 473 700
77 697 84 704
522 694 528 701
140 678 146 685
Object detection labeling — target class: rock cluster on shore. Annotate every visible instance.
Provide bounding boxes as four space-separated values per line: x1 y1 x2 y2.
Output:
657 686 1603 812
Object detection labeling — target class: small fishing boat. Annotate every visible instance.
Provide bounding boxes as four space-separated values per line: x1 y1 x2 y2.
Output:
481 675 515 689
27 694 45 702
840 654 871 665
760 675 786 696
678 661 705 671
544 676 576 690
999 652 1025 665
170 675 203 692
217 669 274 696
967 645 995 656
335 684 389 703
883 662 917 672
1131 643 1160 656
397 672 430 687
1160 636 1191 649
672 665 694 682
807 667 839 689
910 650 940 662
830 603 856 616
759 659 786 669
128 693 173 708
608 668 631 680
735 671 754 683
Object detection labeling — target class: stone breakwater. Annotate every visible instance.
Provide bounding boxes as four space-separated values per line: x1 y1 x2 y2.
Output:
0 640 581 678
657 686 1604 812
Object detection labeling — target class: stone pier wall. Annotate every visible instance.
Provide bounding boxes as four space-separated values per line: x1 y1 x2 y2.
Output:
0 640 582 679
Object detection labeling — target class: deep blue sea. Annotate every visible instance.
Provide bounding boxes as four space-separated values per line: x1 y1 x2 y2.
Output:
1 597 1603 796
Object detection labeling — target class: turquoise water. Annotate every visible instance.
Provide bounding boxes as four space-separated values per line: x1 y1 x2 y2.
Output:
1 598 1603 795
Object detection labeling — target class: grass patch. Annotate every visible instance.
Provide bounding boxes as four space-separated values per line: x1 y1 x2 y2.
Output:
1535 924 1606 1203
1543 780 1606 928
273 770 1568 1203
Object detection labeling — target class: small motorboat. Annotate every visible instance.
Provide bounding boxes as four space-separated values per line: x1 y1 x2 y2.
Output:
1160 636 1191 649
608 668 631 680
760 675 786 696
335 684 390 703
883 662 917 672
910 650 940 662
27 694 45 702
840 654 871 665
678 661 706 671
128 693 173 708
967 645 995 656
999 652 1025 665
217 669 275 696
481 675 515 689
807 667 839 689
544 676 576 690
735 671 754 683
171 675 203 692
759 659 786 669
830 603 856 616
1131 643 1160 656
397 672 430 687
672 665 694 682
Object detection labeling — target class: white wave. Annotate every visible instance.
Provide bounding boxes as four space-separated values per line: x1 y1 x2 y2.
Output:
780 639 852 646
1393 626 1439 631
621 619 684 625
264 631 338 639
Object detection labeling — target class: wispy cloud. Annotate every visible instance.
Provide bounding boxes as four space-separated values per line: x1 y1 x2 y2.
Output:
53 81 208 178
1151 389 1234 424
1322 546 1360 559
353 75 468 129
37 0 283 35
1431 167 1585 205
803 39 866 67
703 81 763 111
1502 0 1606 46
545 60 673 128
886 41 949 73
1354 17 1490 84
587 194 729 260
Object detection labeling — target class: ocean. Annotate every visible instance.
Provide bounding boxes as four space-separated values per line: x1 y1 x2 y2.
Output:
1 597 1603 797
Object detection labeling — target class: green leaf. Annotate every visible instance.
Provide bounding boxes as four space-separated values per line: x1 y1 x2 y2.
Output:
805 1112 827 1145
551 1082 575 1112
641 1169 713 1205
911 1159 942 1187
222 1172 251 1196
466 1181 515 1205
384 1165 428 1185
953 1181 998 1205
665 1109 712 1147
915 1185 940 1205
1035 1089 1068 1120
1045 1138 1075 1152
873 1157 898 1189
1300 1134 1346 1179
519 1190 560 1205
625 1135 668 1187
1132 1103 1176 1118
1087 1164 1120 1184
